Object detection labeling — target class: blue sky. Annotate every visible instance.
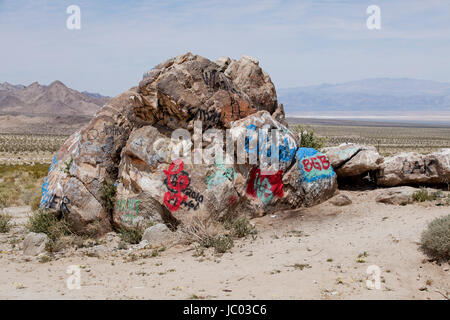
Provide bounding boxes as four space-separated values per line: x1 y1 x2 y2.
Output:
1 0 450 96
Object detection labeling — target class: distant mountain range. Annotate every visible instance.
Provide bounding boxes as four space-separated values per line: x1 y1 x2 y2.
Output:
0 81 109 116
2 77 450 128
278 78 450 119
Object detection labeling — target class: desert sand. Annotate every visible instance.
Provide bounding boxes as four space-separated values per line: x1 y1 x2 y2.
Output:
0 189 448 300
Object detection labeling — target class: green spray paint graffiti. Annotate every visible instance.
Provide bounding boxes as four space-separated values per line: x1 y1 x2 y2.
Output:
206 162 236 190
117 198 141 224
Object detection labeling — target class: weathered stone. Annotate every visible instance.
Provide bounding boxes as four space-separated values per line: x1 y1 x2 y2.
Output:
139 52 258 129
324 143 382 177
376 149 450 187
23 232 48 256
142 223 172 246
88 245 109 257
330 194 352 206
224 55 278 114
272 103 288 126
375 186 418 205
39 53 337 234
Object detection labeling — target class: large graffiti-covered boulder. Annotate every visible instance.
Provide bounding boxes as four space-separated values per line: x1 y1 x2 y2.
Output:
324 143 383 177
39 52 336 234
113 110 337 229
376 149 450 187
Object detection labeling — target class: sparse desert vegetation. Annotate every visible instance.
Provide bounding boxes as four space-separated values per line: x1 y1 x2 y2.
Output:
0 163 48 209
289 120 450 156
0 120 448 299
0 134 66 165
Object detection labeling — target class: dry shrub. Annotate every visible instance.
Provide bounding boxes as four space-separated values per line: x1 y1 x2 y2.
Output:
182 214 233 253
119 226 143 244
27 209 72 249
224 216 257 238
420 214 450 262
0 213 12 233
30 195 41 211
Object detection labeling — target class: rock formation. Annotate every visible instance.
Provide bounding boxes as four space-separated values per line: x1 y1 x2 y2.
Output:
324 143 383 177
39 53 337 234
376 149 450 187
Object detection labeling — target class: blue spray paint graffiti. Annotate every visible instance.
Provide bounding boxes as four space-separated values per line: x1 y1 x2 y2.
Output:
244 125 297 163
296 148 335 183
40 156 58 208
206 162 236 190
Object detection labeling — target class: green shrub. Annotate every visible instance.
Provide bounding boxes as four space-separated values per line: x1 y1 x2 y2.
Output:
0 214 12 233
100 179 116 213
63 157 73 174
210 235 234 254
295 126 326 150
199 234 234 254
119 227 143 244
413 188 433 202
413 188 444 202
420 214 450 262
224 217 257 238
27 209 71 241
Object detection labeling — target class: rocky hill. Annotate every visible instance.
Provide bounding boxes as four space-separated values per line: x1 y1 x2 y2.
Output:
0 81 108 116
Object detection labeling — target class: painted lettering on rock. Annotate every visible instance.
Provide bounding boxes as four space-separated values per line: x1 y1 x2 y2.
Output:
296 148 335 183
246 167 284 204
117 198 141 223
163 160 190 212
40 156 58 208
206 162 236 190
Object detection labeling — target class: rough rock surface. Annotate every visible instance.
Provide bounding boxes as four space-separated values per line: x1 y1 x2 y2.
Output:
23 232 48 256
330 194 352 206
376 149 450 187
324 143 382 177
141 223 172 246
375 186 418 205
223 55 278 114
39 53 337 234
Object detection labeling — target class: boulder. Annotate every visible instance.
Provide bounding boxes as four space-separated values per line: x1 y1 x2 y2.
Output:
330 194 352 206
141 223 173 246
324 143 383 177
375 186 418 205
39 53 337 234
23 232 48 256
376 149 450 187
224 55 278 114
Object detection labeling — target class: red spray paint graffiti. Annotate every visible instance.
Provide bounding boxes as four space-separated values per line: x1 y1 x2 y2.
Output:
163 160 190 212
246 167 284 204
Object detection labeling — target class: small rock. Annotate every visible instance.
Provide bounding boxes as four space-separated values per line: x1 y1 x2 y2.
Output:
330 194 352 206
375 186 417 205
141 224 172 246
89 245 109 257
23 232 48 256
135 239 150 250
